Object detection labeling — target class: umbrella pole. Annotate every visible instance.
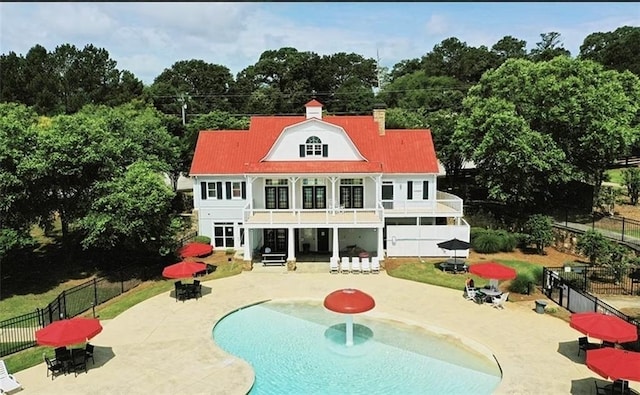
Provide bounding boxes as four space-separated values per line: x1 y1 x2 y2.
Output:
345 314 354 347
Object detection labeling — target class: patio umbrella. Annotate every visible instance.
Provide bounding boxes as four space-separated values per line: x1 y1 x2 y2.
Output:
36 317 102 347
437 238 471 261
324 288 375 347
587 348 640 382
178 242 213 258
469 262 517 289
162 261 207 279
570 312 638 343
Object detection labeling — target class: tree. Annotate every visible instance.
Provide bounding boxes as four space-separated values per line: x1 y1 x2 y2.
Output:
425 109 464 179
491 36 528 61
529 32 571 62
580 26 640 75
455 96 570 208
147 59 234 117
79 161 177 252
522 214 554 254
421 37 500 83
377 72 466 112
384 108 426 129
576 230 611 266
457 57 640 209
622 167 640 205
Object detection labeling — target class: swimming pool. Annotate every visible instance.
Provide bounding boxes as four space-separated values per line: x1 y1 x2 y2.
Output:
213 300 502 394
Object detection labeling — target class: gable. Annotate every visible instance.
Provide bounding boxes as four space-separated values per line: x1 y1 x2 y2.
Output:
262 118 366 162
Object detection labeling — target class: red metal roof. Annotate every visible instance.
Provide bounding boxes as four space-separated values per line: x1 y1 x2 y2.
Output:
305 99 323 107
189 115 439 175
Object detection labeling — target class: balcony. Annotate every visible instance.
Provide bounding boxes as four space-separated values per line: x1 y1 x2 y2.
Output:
243 205 383 227
382 190 463 216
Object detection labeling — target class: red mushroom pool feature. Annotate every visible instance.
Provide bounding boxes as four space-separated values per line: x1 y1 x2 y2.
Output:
324 288 375 347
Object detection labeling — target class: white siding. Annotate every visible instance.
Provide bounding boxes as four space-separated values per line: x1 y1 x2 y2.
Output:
386 224 470 257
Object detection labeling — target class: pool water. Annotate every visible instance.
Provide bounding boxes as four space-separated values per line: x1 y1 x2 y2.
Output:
213 300 502 395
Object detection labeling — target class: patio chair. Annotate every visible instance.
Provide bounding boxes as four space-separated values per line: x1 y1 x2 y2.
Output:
329 257 339 274
465 285 477 302
351 258 362 274
492 292 509 309
371 257 380 274
54 346 72 373
601 340 615 348
192 280 202 299
71 348 87 377
594 380 608 395
361 257 372 274
340 257 351 273
44 354 65 380
174 281 186 302
85 343 95 365
578 336 599 356
0 359 21 393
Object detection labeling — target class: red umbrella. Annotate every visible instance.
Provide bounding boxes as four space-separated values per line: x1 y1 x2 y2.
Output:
162 261 207 279
469 262 517 280
587 348 640 382
324 288 375 347
178 242 213 258
570 312 638 343
36 317 102 347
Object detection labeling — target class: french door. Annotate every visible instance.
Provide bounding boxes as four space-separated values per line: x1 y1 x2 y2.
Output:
302 186 326 209
265 186 289 209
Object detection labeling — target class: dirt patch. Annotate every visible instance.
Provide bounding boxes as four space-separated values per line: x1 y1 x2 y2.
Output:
469 247 586 268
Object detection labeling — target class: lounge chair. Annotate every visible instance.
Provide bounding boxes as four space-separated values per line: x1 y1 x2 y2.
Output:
85 343 95 365
71 348 87 377
340 257 351 273
351 258 362 274
329 257 339 274
492 292 509 309
44 354 65 380
0 359 22 393
371 257 380 273
361 257 371 274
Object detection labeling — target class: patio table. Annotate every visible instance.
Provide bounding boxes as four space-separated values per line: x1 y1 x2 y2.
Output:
477 288 502 304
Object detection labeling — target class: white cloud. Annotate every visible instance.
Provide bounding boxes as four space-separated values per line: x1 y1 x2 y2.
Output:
425 14 450 36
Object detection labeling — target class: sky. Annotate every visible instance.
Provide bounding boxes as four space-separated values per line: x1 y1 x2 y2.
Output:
1 2 638 85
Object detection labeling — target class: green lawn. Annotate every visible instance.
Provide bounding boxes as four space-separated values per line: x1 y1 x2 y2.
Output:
605 168 625 185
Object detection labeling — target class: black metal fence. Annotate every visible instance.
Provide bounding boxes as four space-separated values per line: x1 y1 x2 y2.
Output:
555 211 640 247
0 266 146 357
543 265 640 296
543 267 640 343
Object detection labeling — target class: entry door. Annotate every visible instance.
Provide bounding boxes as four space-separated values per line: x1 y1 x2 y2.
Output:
265 186 289 209
382 183 394 209
317 228 329 252
302 186 326 209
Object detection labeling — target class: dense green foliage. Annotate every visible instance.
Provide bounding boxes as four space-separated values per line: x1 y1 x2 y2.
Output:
522 214 554 254
577 230 611 265
622 167 640 205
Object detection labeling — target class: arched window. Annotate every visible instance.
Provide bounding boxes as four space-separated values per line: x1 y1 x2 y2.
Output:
305 136 322 156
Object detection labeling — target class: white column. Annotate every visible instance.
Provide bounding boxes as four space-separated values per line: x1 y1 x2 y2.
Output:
287 227 295 261
247 176 254 210
332 227 340 259
243 227 252 261
377 226 384 261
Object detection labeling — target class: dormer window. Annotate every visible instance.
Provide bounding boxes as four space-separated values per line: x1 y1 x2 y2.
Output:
299 136 328 158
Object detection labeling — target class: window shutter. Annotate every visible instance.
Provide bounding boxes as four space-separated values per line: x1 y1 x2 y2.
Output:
423 181 429 199
216 182 223 200
225 182 232 199
407 181 413 200
241 181 246 199
322 144 328 157
299 145 305 157
200 182 207 200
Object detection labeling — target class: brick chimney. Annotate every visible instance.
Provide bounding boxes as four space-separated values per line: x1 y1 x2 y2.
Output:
305 99 323 119
373 103 386 136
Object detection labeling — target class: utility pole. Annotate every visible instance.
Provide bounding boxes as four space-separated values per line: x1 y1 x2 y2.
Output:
178 93 189 126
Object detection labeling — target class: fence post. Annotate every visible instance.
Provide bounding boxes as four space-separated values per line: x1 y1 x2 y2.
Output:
592 213 595 230
93 278 98 311
622 217 625 242
121 268 125 295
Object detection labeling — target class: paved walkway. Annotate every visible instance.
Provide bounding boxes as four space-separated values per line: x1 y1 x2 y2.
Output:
13 270 640 395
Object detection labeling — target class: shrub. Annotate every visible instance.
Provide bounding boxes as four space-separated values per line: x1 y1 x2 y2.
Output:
473 231 502 253
470 227 488 243
495 230 517 252
509 272 534 294
193 235 211 244
529 265 543 285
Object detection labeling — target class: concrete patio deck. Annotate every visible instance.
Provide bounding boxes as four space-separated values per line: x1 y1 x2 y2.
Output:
13 270 640 395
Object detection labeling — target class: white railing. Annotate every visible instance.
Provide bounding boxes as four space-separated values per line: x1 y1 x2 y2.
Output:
381 191 463 215
243 203 383 225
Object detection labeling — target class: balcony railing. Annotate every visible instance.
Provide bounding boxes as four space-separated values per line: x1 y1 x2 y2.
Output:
381 191 463 216
243 203 384 226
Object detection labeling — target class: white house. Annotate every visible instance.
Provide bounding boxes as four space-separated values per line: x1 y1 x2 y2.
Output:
190 100 470 265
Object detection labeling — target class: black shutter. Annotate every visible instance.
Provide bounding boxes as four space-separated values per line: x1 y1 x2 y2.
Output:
216 182 223 199
407 181 413 200
225 182 232 199
241 182 246 199
200 182 207 200
299 145 305 157
322 144 328 157
423 181 429 200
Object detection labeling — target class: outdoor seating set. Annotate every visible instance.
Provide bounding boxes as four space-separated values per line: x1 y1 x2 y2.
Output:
438 258 468 274
174 280 202 302
465 285 509 309
330 256 380 274
44 343 94 379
